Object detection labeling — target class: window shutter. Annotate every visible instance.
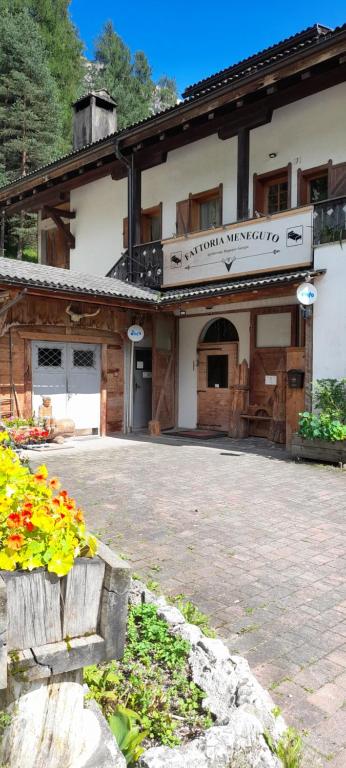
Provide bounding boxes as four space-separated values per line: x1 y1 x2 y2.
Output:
328 162 346 198
123 217 128 249
176 199 190 235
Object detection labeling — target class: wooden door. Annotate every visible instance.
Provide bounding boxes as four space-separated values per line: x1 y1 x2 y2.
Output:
197 342 238 431
249 348 287 439
152 314 176 430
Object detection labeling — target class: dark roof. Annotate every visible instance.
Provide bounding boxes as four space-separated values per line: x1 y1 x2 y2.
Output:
0 257 159 304
0 22 345 196
0 258 324 306
161 269 325 303
183 24 333 98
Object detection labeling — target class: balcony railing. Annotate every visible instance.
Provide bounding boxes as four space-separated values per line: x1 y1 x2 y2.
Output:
108 240 163 289
313 196 346 245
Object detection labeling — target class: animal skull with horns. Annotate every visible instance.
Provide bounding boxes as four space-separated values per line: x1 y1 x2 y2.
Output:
66 305 100 323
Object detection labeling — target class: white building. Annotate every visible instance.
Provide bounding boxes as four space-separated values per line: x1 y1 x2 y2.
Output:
0 23 345 442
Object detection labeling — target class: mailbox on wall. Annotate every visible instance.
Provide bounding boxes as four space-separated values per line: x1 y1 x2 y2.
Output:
287 369 305 389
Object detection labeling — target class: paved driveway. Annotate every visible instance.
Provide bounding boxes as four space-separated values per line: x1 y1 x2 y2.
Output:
30 434 346 766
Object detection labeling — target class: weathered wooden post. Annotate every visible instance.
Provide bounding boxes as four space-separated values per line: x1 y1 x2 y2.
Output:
0 541 130 768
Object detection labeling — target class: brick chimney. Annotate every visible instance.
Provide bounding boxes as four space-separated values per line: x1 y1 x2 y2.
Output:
72 90 117 151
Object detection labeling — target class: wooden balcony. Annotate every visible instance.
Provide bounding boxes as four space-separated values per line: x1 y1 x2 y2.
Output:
313 196 346 245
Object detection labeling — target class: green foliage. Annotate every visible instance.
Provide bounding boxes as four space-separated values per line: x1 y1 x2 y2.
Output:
84 603 212 754
298 411 346 442
0 6 63 256
28 0 84 147
264 726 303 768
90 21 177 129
108 706 148 766
276 727 303 768
0 0 83 150
169 595 216 637
313 378 346 423
3 417 35 428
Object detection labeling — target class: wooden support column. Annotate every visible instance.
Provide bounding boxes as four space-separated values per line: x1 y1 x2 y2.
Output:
304 311 313 411
132 159 142 247
237 128 250 221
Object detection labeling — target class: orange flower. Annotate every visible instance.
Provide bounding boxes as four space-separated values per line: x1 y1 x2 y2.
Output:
34 465 48 482
59 490 69 500
7 533 24 550
49 477 61 490
24 521 34 532
74 509 84 523
7 513 21 528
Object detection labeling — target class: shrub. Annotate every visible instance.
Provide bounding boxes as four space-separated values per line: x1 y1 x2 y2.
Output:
313 378 346 423
0 433 96 575
298 412 346 442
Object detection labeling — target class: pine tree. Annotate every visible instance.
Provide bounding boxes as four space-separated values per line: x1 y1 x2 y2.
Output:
0 7 63 256
28 0 84 148
91 22 178 128
0 0 83 150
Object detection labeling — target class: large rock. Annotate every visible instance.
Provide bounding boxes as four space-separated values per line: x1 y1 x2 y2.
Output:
140 710 280 768
0 672 125 768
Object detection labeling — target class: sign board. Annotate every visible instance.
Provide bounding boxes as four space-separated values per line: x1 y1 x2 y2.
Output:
163 208 313 287
296 282 318 305
265 375 277 386
127 325 144 343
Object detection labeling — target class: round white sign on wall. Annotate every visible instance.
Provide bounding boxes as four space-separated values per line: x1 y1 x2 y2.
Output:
127 324 144 343
296 282 318 306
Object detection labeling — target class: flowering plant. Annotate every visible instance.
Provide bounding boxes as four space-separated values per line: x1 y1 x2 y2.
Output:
0 433 97 576
9 426 50 446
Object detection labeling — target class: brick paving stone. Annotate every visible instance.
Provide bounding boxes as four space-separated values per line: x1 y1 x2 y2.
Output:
29 434 346 761
308 683 346 715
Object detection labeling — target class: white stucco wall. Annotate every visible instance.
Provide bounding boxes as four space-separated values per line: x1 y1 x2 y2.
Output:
250 83 346 209
60 82 346 277
141 134 238 239
313 243 346 381
69 176 127 275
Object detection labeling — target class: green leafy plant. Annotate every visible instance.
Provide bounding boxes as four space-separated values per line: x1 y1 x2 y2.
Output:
84 603 212 754
313 378 346 423
264 726 302 768
298 412 346 442
169 595 216 637
108 706 148 766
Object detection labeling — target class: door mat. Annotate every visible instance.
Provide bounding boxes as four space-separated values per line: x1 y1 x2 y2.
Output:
163 429 228 440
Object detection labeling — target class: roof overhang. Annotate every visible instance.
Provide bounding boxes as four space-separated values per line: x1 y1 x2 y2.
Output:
0 261 325 311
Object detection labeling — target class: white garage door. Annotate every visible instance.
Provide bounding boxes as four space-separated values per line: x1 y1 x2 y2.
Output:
32 341 101 432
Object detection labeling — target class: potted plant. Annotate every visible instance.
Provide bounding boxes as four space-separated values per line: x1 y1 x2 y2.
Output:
0 433 130 689
291 379 346 467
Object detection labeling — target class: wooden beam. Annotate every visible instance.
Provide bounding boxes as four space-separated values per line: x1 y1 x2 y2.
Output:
45 206 76 220
43 206 75 249
237 128 250 221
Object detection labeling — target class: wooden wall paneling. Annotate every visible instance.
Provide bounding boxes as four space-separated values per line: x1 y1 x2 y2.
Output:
304 312 313 411
100 344 107 437
286 347 306 446
152 314 176 430
229 359 250 438
106 343 124 433
23 338 32 419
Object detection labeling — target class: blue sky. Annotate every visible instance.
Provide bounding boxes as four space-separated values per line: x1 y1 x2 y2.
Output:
70 1 345 95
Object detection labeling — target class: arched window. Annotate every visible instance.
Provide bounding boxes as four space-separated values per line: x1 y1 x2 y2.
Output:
200 318 239 343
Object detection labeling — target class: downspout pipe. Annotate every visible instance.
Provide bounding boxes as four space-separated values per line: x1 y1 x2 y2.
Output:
114 137 134 282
